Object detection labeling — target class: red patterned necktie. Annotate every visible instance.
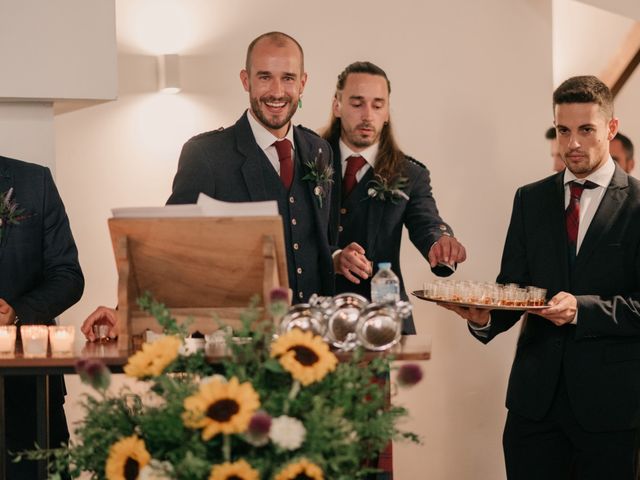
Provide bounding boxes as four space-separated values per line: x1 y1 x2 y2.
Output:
565 180 597 255
342 155 367 198
273 139 293 189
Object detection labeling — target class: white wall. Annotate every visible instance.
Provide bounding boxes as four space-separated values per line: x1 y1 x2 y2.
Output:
553 0 640 176
0 102 55 169
55 1 554 479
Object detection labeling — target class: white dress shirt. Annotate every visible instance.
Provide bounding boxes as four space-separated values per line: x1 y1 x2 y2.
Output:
246 109 295 174
339 139 379 181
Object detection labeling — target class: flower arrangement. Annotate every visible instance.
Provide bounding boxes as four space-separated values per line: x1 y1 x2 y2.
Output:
302 148 334 208
0 187 29 242
366 174 409 203
19 292 422 480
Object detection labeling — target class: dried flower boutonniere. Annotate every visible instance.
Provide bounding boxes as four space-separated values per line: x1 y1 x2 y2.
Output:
302 147 334 208
367 174 410 203
0 188 28 242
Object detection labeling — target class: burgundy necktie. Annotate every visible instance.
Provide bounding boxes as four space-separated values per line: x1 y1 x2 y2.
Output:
273 139 293 189
342 155 367 198
565 180 597 256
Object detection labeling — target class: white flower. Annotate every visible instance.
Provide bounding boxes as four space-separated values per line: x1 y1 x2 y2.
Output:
200 374 227 385
139 459 174 479
269 415 306 450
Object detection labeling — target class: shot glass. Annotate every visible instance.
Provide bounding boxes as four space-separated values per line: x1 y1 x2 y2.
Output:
21 325 49 358
0 325 17 356
49 325 75 356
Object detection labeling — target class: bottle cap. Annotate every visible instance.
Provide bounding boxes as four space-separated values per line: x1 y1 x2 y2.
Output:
378 262 391 269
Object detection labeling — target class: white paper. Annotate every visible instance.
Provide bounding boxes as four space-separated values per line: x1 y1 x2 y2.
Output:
111 194 278 218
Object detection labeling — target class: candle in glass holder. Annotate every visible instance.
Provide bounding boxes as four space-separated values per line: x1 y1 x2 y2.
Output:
21 325 49 357
0 325 17 355
49 325 75 355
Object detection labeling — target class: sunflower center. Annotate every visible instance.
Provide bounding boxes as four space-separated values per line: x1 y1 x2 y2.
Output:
123 457 139 480
227 476 243 480
289 346 319 366
207 398 240 422
293 474 314 480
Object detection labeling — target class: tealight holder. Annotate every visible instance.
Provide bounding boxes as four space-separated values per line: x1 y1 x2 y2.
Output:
21 325 49 358
0 325 17 356
48 325 76 356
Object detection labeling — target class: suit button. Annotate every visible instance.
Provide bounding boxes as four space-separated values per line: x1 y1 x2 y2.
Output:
338 226 343 232
298 291 304 299
297 267 303 274
289 196 295 203
293 243 299 250
291 218 297 225
340 208 347 214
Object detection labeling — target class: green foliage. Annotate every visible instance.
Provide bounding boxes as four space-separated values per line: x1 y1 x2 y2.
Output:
20 295 420 479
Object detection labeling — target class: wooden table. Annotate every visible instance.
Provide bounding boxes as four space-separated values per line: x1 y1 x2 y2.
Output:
0 335 430 480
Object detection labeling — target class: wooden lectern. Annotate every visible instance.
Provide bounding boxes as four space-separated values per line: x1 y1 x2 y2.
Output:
108 216 288 350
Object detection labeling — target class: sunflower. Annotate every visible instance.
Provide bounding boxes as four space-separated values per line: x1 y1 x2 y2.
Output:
124 335 181 378
273 458 324 480
270 330 337 386
182 376 260 440
209 459 260 480
105 435 151 480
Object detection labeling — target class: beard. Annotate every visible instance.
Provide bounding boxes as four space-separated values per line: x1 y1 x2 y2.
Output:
342 123 380 149
249 94 298 132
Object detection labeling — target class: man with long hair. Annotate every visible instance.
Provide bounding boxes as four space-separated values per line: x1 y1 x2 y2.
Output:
321 61 466 335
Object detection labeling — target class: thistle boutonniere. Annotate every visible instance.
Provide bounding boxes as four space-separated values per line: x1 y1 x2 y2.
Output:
367 174 410 203
0 188 29 242
302 147 334 208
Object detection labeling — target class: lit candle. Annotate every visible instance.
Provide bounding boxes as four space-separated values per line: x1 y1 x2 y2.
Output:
0 326 17 355
49 325 75 355
21 325 49 358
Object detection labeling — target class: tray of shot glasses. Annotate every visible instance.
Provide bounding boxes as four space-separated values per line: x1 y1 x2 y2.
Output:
412 280 548 310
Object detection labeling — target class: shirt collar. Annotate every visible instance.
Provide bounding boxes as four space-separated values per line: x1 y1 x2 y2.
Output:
339 139 379 168
246 109 295 152
563 157 615 189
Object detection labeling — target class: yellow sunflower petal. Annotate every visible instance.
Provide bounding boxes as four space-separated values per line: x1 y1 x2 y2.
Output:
209 459 260 480
274 458 324 480
271 330 337 386
124 336 181 378
182 377 260 441
105 435 151 480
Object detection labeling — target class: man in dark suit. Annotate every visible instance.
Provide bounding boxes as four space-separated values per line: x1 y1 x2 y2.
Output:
0 156 84 477
320 61 466 480
321 61 466 335
82 32 334 338
444 76 640 479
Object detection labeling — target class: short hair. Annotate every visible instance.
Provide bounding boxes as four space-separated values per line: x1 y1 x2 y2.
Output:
613 132 634 160
245 32 304 73
545 127 556 140
553 75 614 118
335 61 391 95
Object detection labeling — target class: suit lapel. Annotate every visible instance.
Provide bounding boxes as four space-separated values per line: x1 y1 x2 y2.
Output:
235 112 270 202
0 158 13 258
575 166 629 268
550 174 571 287
293 125 325 225
364 169 386 258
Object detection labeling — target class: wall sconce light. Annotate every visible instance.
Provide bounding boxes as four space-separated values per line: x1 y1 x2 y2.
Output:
158 54 181 94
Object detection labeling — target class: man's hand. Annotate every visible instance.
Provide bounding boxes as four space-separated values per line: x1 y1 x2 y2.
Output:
80 306 118 341
438 302 491 327
0 298 16 326
428 236 467 269
335 242 372 284
531 291 577 326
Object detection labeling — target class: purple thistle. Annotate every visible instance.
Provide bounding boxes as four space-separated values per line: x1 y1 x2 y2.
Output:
270 287 289 303
397 363 423 387
76 358 111 391
248 411 272 436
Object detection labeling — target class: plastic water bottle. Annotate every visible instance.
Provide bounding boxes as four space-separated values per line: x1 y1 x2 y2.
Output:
371 262 400 304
